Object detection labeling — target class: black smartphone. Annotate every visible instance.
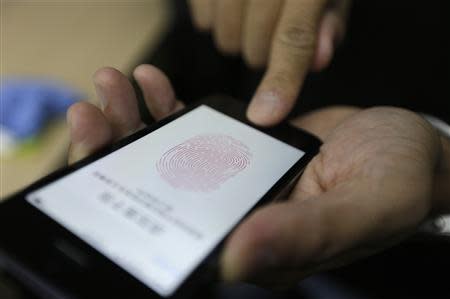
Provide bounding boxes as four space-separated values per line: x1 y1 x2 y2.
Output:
0 96 321 299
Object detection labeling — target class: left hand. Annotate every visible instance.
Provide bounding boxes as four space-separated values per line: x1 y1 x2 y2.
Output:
67 65 447 288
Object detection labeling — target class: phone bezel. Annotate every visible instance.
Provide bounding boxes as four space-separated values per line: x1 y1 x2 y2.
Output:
0 96 321 298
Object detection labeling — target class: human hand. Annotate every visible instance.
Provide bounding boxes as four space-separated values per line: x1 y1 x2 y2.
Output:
67 65 449 289
221 106 447 287
67 65 184 164
188 0 351 126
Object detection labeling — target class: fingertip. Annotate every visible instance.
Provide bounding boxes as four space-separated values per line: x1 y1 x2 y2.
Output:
133 64 182 120
67 101 111 142
93 66 125 89
93 67 128 109
133 64 156 79
247 90 294 126
67 101 112 164
67 101 95 141
133 64 169 87
92 66 143 138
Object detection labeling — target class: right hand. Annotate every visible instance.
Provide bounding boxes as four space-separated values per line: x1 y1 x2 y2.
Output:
188 0 352 126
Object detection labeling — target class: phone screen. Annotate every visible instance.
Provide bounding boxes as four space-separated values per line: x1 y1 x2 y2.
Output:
26 105 304 297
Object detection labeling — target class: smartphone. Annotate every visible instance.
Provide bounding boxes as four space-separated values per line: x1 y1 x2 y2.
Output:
0 96 321 299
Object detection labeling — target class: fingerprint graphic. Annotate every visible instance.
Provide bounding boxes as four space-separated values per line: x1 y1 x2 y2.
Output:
156 134 252 192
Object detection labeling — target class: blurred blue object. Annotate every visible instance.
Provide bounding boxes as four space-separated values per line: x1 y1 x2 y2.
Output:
1 78 82 139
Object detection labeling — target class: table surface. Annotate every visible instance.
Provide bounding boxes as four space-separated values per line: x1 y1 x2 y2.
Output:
1 0 172 198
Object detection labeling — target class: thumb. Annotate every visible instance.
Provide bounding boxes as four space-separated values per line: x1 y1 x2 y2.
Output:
220 199 329 285
220 178 425 286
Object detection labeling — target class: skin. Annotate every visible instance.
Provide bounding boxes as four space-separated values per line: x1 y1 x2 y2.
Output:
67 65 450 287
188 0 352 126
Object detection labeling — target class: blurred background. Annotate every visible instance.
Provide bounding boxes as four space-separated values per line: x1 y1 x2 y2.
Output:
1 0 171 198
1 0 449 298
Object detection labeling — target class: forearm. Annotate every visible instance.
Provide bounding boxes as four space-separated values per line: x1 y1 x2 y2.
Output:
433 134 450 213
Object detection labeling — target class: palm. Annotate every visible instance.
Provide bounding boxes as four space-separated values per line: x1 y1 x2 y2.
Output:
298 107 435 207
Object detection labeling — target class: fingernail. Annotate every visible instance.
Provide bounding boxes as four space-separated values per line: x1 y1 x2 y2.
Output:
248 92 282 125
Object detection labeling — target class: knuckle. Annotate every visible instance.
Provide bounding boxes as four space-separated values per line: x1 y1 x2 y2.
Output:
276 24 317 53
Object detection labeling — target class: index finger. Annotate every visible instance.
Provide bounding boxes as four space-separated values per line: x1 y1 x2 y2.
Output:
247 0 327 126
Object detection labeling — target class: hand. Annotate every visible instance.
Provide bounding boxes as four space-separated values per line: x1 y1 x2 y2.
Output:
67 65 184 164
188 0 351 126
221 106 446 287
67 65 449 289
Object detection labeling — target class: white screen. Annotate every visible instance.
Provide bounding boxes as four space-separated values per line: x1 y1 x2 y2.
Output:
27 106 304 296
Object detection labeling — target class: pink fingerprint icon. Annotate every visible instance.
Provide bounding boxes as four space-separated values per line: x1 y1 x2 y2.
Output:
157 134 252 192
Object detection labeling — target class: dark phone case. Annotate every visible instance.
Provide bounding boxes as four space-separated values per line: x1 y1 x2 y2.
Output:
0 96 321 299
